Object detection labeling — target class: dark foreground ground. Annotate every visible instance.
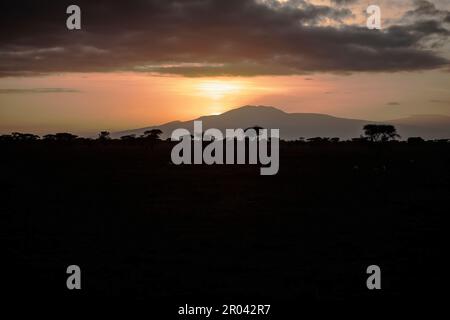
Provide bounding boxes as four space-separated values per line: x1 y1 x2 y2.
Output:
1 140 449 305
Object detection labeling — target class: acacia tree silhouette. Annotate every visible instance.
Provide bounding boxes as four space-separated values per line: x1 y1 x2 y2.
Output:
142 129 163 149
143 129 163 140
244 126 264 163
245 125 264 137
98 131 111 140
363 124 400 142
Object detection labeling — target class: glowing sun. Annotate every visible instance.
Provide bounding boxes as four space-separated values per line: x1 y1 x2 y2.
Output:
196 80 243 100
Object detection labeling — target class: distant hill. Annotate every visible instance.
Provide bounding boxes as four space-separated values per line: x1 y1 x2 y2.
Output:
388 115 450 139
113 105 450 140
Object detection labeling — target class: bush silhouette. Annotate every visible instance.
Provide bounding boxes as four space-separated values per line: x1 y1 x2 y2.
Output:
43 133 78 142
407 137 425 144
11 132 40 141
120 134 136 141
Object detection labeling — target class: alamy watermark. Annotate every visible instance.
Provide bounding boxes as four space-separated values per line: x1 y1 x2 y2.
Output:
170 121 279 175
66 265 81 290
66 5 81 30
366 265 381 290
367 5 381 30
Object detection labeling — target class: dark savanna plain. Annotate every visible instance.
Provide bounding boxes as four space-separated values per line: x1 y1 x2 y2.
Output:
2 133 448 305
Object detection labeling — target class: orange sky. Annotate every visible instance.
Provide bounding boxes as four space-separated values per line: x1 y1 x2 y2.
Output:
1 70 449 136
1 1 450 135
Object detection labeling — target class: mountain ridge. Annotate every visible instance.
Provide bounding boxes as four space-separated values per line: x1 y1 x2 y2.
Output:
112 105 450 140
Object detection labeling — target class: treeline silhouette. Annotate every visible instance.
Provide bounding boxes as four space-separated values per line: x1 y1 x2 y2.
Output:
0 129 164 144
1 124 449 144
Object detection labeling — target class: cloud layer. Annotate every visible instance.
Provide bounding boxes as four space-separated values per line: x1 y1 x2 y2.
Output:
0 88 80 94
0 0 449 77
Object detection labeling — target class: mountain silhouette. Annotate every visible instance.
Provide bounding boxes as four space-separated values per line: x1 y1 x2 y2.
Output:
113 105 450 140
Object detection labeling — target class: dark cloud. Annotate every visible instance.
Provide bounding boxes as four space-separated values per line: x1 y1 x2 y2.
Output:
401 1 450 50
404 0 450 25
429 99 450 104
0 0 448 77
0 88 80 94
406 0 446 17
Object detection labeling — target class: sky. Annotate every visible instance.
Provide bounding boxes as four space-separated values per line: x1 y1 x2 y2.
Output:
0 0 449 136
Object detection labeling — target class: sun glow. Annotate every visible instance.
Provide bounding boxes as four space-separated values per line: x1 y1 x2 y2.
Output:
196 80 243 100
